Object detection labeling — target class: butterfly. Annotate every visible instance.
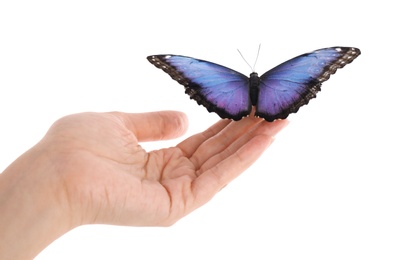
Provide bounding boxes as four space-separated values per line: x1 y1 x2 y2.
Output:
147 47 361 121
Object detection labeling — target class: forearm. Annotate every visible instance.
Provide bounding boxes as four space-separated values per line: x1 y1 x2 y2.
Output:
0 146 72 259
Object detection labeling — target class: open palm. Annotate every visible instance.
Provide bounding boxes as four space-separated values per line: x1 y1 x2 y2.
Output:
40 111 287 228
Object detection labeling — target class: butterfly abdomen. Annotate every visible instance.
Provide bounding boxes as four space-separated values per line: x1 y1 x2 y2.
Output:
249 72 260 106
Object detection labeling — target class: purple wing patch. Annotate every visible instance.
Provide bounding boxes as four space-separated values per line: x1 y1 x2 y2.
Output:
147 55 251 120
255 47 361 121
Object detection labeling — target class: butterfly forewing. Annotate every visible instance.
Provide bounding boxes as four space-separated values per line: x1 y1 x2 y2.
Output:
147 55 251 120
255 47 361 121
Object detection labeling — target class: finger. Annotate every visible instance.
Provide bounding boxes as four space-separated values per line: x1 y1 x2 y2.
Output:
189 117 264 169
190 130 276 209
177 119 231 157
198 119 289 174
116 111 188 142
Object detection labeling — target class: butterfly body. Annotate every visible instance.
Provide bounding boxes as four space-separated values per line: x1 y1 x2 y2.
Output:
248 72 260 106
147 47 360 121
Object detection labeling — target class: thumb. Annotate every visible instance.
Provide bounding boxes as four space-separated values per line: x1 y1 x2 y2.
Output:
119 111 188 142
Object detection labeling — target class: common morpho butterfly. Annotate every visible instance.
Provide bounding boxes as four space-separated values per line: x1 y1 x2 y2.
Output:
147 47 361 121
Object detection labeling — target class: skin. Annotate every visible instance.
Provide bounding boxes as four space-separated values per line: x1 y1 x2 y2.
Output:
0 111 288 259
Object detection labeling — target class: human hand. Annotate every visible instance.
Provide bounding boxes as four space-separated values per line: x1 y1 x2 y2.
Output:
0 111 287 258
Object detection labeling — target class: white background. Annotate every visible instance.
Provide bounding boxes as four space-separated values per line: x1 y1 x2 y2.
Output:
1 0 394 259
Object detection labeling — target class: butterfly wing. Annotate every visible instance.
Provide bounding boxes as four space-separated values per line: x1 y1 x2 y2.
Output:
147 55 251 120
255 47 361 122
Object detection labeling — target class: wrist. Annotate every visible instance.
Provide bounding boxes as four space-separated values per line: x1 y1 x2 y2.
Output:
0 144 75 259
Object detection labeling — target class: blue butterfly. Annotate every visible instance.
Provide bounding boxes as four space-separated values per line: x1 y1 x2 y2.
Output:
147 47 360 121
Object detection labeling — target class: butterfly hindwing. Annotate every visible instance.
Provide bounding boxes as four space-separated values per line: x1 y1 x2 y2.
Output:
147 55 251 120
255 47 361 121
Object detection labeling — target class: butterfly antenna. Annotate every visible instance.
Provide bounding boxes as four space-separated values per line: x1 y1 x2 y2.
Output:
252 44 261 71
237 49 254 72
